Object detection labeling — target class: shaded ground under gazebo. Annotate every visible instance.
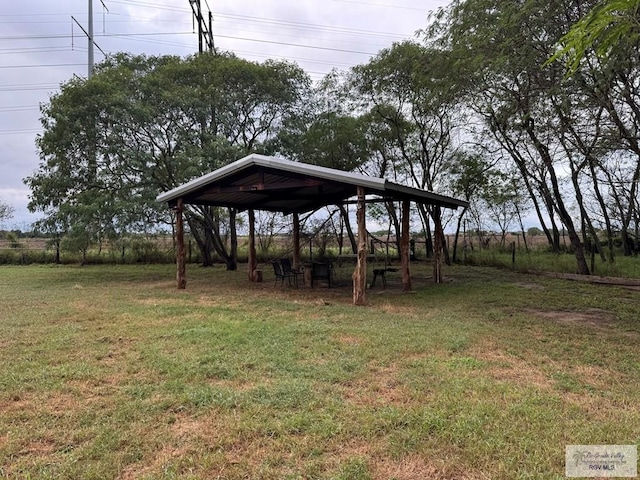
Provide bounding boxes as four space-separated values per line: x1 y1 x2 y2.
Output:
157 154 469 305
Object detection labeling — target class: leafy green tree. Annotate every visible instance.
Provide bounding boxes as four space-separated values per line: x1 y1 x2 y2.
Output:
428 0 611 274
448 150 496 261
348 41 463 263
479 171 531 249
550 0 640 75
272 77 370 254
26 52 311 269
0 199 14 224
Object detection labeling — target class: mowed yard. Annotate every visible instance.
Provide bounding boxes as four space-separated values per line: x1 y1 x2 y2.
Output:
1 263 639 479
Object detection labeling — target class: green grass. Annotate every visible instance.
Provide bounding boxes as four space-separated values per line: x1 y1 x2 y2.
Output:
464 247 640 278
1 263 639 479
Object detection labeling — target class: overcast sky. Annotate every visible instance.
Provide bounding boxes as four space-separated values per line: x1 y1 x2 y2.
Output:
0 0 451 229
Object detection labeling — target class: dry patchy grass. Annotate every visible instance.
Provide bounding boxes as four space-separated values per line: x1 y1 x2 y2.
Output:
1 264 639 479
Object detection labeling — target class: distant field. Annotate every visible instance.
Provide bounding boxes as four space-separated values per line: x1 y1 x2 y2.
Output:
1 263 639 479
4 231 640 284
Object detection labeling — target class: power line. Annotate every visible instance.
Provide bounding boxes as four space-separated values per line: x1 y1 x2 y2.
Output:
0 84 60 92
214 34 375 56
0 105 39 112
330 0 432 11
0 129 42 136
109 0 188 14
0 46 78 55
1 30 381 57
214 12 409 39
0 63 86 70
0 31 193 42
0 9 414 41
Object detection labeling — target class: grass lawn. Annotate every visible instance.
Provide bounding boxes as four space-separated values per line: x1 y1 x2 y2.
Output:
1 263 639 479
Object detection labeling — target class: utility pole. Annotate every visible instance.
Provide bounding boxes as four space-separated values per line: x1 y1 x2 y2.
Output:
88 0 94 78
188 0 215 54
209 11 215 53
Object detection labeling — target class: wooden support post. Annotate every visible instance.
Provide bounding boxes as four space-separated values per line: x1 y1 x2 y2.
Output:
353 186 367 305
175 198 187 289
293 212 300 271
248 209 258 281
433 206 443 284
401 200 412 292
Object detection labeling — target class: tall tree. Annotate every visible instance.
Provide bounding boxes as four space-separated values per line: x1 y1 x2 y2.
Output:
428 0 610 274
448 150 496 261
26 52 310 268
349 41 463 263
0 199 14 224
273 77 369 254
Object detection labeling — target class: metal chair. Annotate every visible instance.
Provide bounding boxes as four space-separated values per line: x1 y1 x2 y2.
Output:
271 260 296 288
280 258 302 288
311 262 332 288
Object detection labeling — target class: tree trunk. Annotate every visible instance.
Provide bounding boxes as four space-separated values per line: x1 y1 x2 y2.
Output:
424 204 450 266
247 209 258 281
338 204 358 254
432 206 443 283
175 198 187 289
524 122 590 274
451 208 467 263
186 213 214 267
384 201 401 260
228 208 238 271
401 200 412 291
352 186 367 306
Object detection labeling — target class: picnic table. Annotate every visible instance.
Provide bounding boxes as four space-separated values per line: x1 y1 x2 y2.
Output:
370 267 399 288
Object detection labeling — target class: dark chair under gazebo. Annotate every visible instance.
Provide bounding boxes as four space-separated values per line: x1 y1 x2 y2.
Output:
280 258 303 287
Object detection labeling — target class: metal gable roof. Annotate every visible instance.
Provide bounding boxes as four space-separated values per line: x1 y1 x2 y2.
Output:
157 154 469 213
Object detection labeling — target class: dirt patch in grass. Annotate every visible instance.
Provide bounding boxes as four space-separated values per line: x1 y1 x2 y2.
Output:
379 302 419 317
335 334 363 346
19 438 59 457
514 282 545 290
522 308 614 328
119 414 223 480
341 363 412 407
208 378 263 391
136 298 183 306
119 444 195 480
169 413 213 440
469 343 553 390
570 364 616 391
373 454 490 480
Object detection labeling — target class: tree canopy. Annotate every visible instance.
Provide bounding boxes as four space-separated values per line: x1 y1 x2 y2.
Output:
549 0 640 75
26 52 311 267
0 199 14 224
24 1 640 271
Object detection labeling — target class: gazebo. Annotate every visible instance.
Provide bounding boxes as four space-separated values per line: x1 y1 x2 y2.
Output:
157 154 468 305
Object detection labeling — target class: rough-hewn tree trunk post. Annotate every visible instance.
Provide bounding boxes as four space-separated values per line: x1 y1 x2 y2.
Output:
433 206 443 284
401 200 412 292
352 186 367 305
248 208 258 281
176 198 187 289
293 212 300 271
